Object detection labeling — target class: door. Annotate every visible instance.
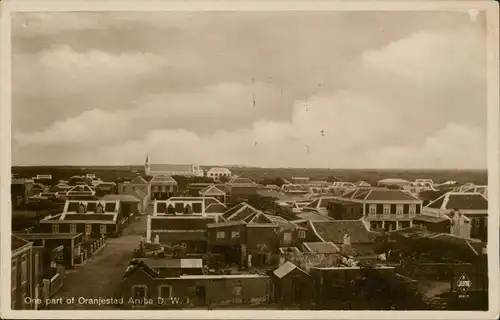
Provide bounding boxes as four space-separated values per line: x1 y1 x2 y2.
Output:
292 281 302 303
195 286 206 306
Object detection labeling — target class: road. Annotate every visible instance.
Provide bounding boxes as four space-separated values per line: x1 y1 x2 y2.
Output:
48 216 147 310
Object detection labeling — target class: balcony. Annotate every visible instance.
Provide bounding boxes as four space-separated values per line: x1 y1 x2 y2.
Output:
365 214 414 221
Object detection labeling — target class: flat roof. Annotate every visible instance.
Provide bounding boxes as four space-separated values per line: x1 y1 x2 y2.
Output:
14 232 83 239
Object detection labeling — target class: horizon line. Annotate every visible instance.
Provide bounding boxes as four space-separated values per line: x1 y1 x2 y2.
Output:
10 164 488 171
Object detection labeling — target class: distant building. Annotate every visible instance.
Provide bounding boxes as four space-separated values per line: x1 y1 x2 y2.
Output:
145 155 204 177
292 177 310 185
226 177 259 203
94 182 117 197
403 179 437 196
206 167 232 179
377 178 411 189
330 182 357 196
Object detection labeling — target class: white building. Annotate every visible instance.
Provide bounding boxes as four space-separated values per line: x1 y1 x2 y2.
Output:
206 167 232 179
145 155 204 177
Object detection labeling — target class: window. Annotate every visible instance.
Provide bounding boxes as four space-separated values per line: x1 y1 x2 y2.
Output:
383 205 390 215
132 285 147 299
85 224 92 236
11 261 17 291
100 224 106 234
298 230 306 239
369 204 376 216
283 232 292 242
70 224 77 233
158 285 172 298
396 204 404 215
231 231 240 238
21 255 27 284
95 203 104 213
409 204 416 216
216 231 226 239
78 203 87 213
52 224 59 233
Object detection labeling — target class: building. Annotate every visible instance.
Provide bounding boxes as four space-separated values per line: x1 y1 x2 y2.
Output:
146 197 227 253
150 176 179 200
145 156 204 177
226 177 259 203
403 179 437 196
330 182 357 196
377 178 411 189
14 232 84 268
11 235 36 310
270 261 313 307
153 197 227 216
280 184 309 196
39 200 125 238
354 181 371 188
93 182 117 197
326 200 364 220
100 194 142 220
199 185 227 204
207 203 307 267
118 176 150 198
206 167 232 179
335 188 423 231
11 178 34 209
302 196 339 216
292 177 310 185
455 183 488 198
65 184 96 199
423 192 488 241
307 220 379 256
186 183 215 196
119 260 271 309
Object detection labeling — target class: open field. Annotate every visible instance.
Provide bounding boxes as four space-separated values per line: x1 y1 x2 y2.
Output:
12 166 487 187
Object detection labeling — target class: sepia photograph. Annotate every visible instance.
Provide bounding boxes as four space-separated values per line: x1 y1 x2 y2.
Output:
1 0 499 319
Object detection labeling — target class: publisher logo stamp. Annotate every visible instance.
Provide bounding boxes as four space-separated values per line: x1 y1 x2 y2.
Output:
457 273 471 298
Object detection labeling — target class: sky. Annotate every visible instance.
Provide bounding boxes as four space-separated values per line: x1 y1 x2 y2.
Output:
11 10 488 168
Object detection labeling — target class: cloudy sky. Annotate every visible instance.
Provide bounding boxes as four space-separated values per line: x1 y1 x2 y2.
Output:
11 10 487 168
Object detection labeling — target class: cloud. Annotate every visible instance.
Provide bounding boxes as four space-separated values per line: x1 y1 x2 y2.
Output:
11 13 488 168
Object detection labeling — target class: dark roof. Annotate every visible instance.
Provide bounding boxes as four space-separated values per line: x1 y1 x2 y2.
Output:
295 211 332 221
205 203 227 213
388 226 436 240
150 217 216 230
427 194 446 209
311 220 377 244
229 177 255 185
12 235 31 251
62 214 116 221
446 194 488 210
150 175 178 185
230 206 261 222
303 242 339 254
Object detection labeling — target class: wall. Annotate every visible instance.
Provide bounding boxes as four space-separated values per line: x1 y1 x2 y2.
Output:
11 247 34 310
120 268 271 309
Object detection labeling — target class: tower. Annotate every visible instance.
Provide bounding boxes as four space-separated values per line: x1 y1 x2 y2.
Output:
144 155 150 176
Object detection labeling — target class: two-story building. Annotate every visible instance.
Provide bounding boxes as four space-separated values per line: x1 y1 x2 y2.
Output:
39 200 124 238
333 188 423 231
207 203 308 268
206 167 232 179
149 176 179 200
225 177 259 203
146 197 227 254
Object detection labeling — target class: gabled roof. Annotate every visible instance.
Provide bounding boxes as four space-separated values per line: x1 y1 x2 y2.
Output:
310 220 377 244
150 175 178 185
340 188 420 202
207 167 231 174
228 177 255 185
222 202 248 219
303 242 339 254
205 203 227 213
67 185 95 194
426 192 488 211
129 176 148 185
199 185 226 196
273 262 309 279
